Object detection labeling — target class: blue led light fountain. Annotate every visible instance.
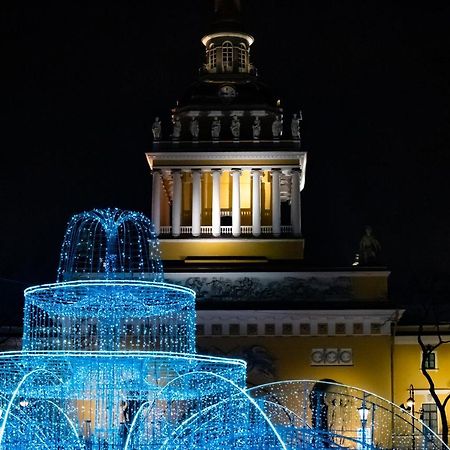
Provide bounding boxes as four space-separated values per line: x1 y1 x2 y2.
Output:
0 209 447 449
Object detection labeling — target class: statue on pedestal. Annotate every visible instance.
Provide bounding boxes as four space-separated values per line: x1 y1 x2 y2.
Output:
190 117 200 139
252 117 261 140
172 116 182 139
291 111 302 139
152 117 162 140
231 115 240 139
359 226 381 265
211 117 221 139
272 115 283 138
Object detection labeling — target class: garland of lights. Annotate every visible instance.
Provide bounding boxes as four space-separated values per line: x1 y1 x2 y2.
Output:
0 208 446 449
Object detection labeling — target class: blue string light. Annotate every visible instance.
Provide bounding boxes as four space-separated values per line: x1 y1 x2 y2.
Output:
0 209 444 449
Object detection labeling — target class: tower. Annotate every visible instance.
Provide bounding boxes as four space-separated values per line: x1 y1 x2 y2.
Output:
147 1 399 400
147 0 306 263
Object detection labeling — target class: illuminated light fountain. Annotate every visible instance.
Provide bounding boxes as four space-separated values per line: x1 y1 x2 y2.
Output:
0 208 448 449
0 209 283 449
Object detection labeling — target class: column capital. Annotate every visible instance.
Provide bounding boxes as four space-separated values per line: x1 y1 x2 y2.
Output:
251 168 263 175
270 168 282 173
230 168 242 175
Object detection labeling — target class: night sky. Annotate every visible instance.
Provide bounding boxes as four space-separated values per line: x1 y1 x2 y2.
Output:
2 1 450 324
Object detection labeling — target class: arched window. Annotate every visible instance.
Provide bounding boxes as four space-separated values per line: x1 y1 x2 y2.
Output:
208 44 217 70
222 41 233 71
238 43 247 71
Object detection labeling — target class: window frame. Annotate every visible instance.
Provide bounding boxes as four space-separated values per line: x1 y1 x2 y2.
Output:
222 41 233 71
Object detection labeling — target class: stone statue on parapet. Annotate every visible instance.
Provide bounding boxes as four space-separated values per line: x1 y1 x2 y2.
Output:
172 116 182 140
190 117 199 139
359 225 381 265
152 117 162 140
231 115 240 139
291 111 302 139
211 117 221 139
272 115 283 139
252 117 261 140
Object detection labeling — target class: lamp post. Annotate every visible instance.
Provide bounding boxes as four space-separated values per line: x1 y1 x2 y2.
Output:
407 384 416 450
358 396 370 449
401 384 416 450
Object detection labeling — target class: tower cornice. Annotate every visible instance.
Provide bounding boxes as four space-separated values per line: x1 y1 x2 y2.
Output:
202 32 254 47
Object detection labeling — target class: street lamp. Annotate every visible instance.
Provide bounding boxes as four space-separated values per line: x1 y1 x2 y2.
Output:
358 396 370 449
400 384 416 450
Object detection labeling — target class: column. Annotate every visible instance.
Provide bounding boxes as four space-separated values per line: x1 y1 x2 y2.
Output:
151 170 161 235
171 169 182 237
271 169 281 237
211 169 221 237
191 169 202 237
231 169 241 237
251 169 262 237
291 168 302 237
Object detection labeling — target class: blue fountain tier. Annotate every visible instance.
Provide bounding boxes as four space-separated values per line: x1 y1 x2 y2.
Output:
0 351 250 449
23 280 196 353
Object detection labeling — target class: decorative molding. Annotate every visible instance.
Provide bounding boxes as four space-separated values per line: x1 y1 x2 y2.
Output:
310 348 353 366
195 309 398 336
147 151 306 162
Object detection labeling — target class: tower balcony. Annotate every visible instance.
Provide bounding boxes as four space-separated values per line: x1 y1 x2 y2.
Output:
159 225 293 237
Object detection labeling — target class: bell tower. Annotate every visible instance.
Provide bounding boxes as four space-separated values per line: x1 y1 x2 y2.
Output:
146 1 306 264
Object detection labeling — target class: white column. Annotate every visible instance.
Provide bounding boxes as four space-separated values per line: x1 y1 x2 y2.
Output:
191 169 202 237
251 169 262 237
211 169 221 237
171 170 182 237
271 169 281 237
231 169 241 237
151 170 161 235
291 168 302 237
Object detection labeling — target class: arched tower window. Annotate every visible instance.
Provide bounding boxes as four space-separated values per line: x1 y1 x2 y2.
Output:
222 41 233 71
238 43 247 71
208 44 217 70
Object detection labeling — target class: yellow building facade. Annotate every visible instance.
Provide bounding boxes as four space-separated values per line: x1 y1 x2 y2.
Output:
145 0 450 439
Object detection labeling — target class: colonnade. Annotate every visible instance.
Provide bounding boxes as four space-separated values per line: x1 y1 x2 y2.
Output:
151 168 302 238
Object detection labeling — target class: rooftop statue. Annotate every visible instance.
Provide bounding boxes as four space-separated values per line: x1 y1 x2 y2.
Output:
151 117 162 140
211 116 221 139
359 225 381 265
291 111 302 139
252 116 261 140
172 116 182 140
272 115 283 139
190 117 200 139
231 115 240 139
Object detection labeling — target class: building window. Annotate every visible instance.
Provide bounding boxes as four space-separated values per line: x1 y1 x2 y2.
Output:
371 323 382 334
265 324 275 335
423 351 437 369
247 324 258 335
336 323 346 335
282 323 293 335
208 44 217 69
229 323 240 336
422 403 438 433
300 323 311 335
211 324 222 335
238 43 247 71
196 324 205 336
222 41 233 71
318 323 328 335
353 323 364 334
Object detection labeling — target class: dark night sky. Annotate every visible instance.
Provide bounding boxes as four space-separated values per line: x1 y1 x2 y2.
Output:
1 1 450 324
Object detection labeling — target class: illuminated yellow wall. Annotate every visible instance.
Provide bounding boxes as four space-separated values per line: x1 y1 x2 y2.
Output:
393 339 450 432
198 335 393 400
160 238 304 260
